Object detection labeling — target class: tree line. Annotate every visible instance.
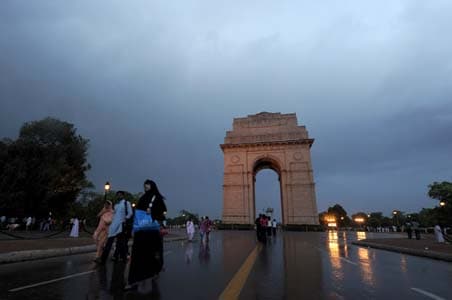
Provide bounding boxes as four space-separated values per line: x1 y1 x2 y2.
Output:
319 182 451 228
1 117 450 229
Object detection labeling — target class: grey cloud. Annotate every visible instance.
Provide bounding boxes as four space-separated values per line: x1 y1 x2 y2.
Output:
1 1 452 218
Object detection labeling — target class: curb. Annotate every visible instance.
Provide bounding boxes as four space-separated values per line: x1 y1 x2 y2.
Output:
0 236 186 265
352 240 452 262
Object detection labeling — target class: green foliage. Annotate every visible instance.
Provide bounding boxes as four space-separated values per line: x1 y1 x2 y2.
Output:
327 204 349 227
166 210 200 226
428 181 452 203
0 117 91 218
427 181 452 226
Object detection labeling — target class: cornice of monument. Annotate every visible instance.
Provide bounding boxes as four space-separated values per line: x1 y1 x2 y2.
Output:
220 138 314 150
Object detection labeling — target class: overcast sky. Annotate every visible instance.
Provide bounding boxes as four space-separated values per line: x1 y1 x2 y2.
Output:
1 1 451 219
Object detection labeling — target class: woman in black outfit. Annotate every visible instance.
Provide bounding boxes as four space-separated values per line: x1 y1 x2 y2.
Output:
126 179 167 290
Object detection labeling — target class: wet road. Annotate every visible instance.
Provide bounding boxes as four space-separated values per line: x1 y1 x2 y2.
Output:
1 231 451 300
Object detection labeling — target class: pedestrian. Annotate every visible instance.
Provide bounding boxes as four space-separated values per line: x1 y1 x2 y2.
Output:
412 221 421 240
126 179 167 291
70 217 79 237
272 219 277 236
405 221 412 239
255 215 262 242
267 216 272 237
186 219 195 242
259 214 267 243
199 217 206 242
204 216 213 243
93 201 114 262
99 191 133 264
26 216 32 231
434 223 445 243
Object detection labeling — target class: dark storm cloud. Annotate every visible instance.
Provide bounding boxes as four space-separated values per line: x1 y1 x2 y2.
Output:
1 1 451 217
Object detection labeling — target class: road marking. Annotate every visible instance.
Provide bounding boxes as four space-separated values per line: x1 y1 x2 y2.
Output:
9 270 96 292
9 251 172 293
411 288 446 300
218 244 262 300
338 257 358 266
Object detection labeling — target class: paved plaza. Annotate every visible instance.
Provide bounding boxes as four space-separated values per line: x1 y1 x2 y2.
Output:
1 231 451 300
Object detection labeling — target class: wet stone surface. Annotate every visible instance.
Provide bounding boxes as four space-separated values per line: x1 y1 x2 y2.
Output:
1 231 451 300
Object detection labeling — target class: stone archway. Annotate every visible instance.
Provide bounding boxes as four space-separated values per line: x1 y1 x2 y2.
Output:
220 112 319 226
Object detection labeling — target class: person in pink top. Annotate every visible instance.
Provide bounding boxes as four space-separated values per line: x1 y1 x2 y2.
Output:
204 216 213 243
93 201 114 262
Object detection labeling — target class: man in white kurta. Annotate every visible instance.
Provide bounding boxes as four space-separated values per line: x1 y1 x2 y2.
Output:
70 218 79 237
434 224 445 243
186 220 195 241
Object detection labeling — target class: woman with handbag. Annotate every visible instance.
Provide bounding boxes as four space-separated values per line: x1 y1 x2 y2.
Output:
126 179 167 291
93 201 114 262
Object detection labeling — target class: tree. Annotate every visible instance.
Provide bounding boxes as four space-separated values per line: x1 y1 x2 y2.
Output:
351 212 368 228
167 210 199 226
367 212 383 228
428 182 452 204
0 117 91 218
428 181 452 226
327 204 349 227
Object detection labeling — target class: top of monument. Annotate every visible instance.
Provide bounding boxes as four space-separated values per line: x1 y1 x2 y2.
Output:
222 112 313 147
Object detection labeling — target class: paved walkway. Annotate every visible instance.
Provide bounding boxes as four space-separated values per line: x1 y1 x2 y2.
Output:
0 233 184 254
0 229 186 264
1 231 452 300
353 236 452 262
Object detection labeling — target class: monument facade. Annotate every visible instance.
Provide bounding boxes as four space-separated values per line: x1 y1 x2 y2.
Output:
220 112 319 225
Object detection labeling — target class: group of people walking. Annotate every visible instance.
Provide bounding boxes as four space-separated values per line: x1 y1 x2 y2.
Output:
255 214 277 243
92 179 167 292
186 216 213 242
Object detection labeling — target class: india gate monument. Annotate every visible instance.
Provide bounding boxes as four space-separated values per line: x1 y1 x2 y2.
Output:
221 112 319 226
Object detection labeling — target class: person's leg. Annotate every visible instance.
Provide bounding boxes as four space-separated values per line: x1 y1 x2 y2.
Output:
116 232 128 260
101 236 115 263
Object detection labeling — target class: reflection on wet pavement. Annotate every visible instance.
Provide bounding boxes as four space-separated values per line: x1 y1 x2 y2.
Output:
1 231 452 300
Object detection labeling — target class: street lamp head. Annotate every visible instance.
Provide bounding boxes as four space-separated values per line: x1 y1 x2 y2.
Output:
392 210 397 215
439 201 446 207
340 216 344 220
104 182 111 191
367 214 371 218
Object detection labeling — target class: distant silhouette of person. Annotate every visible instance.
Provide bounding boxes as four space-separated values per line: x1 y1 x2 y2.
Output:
69 217 79 237
434 224 445 243
186 219 195 242
272 219 277 236
204 216 213 243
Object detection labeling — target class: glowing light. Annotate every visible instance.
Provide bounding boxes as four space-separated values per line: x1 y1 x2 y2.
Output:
354 217 365 223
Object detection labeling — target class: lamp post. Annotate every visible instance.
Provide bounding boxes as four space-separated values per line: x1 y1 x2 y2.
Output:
392 210 399 227
104 181 111 201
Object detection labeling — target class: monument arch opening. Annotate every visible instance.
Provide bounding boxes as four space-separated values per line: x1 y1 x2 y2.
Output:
220 112 319 226
253 156 283 222
254 167 283 223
